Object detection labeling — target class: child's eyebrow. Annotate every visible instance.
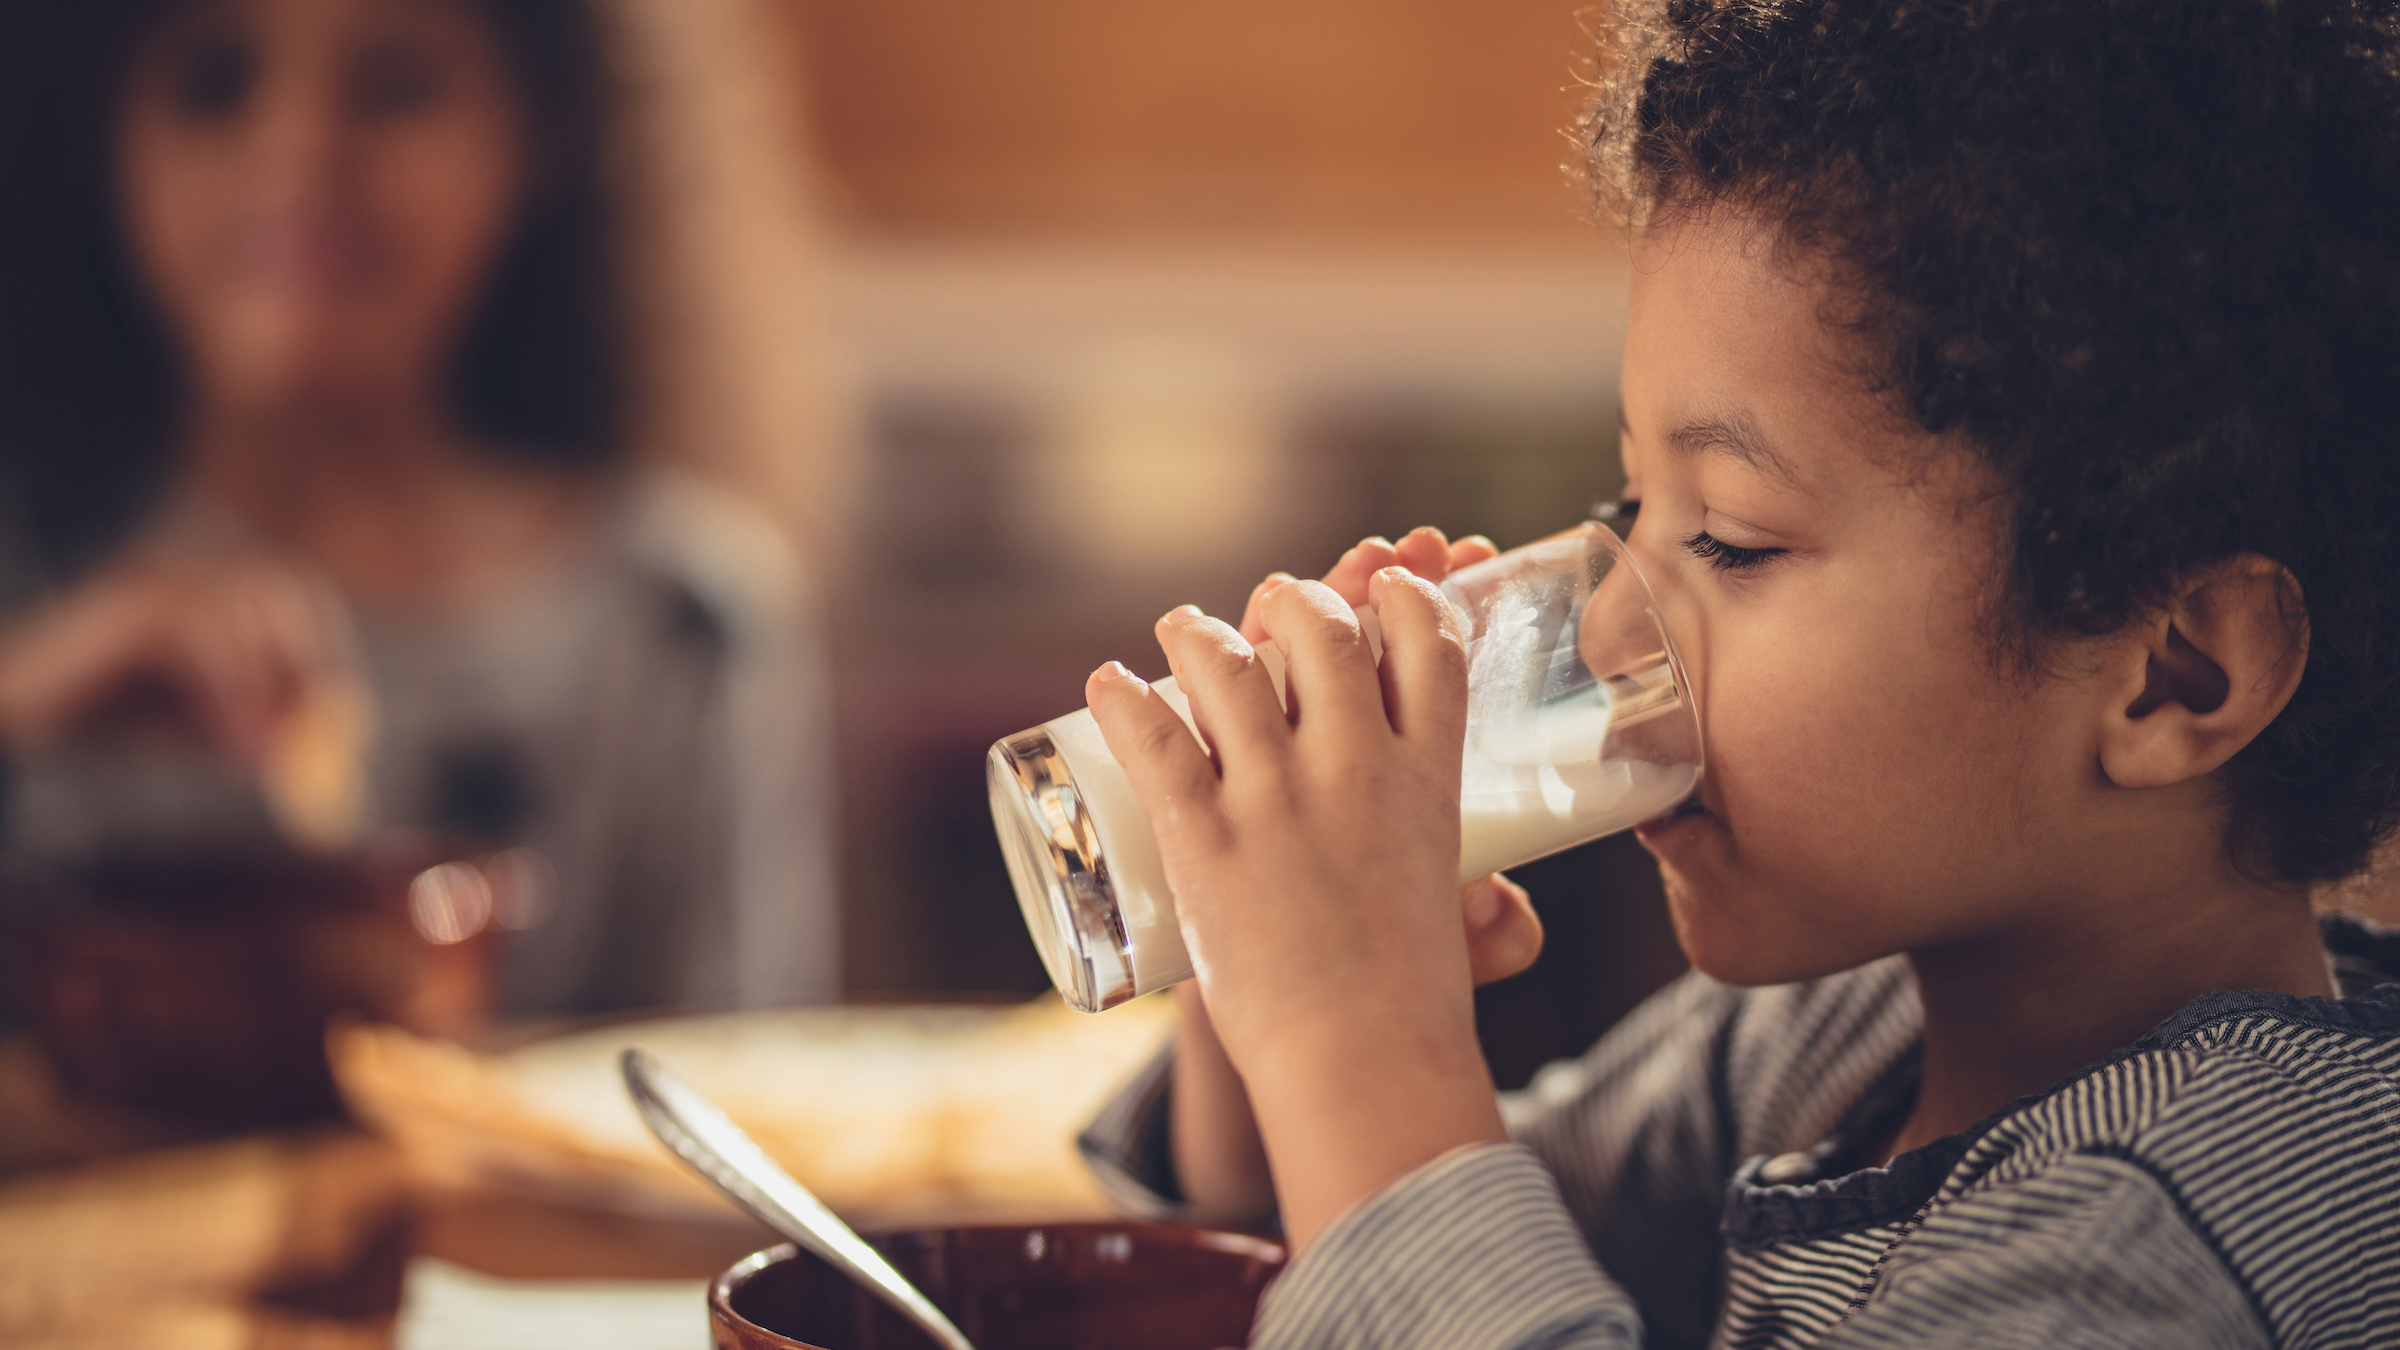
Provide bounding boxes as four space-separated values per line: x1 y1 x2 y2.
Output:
1662 411 1800 488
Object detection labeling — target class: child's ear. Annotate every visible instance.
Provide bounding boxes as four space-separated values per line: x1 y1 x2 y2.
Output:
2097 555 2308 790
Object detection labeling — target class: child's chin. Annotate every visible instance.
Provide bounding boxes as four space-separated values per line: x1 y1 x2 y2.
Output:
1685 943 1836 988
1663 875 1865 989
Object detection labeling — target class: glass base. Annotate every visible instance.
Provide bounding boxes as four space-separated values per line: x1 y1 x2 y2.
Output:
986 728 1138 1012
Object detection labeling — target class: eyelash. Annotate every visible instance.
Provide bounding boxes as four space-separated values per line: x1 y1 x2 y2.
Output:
1681 531 1785 572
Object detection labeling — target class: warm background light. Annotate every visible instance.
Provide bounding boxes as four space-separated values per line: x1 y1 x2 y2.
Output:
781 0 1604 242
704 0 1680 1074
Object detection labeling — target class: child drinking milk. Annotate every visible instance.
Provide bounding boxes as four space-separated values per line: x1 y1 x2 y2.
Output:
1079 0 2400 1345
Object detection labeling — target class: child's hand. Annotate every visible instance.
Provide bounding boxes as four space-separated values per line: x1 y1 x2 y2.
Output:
1087 561 1509 1250
1237 528 1543 986
1465 872 1542 985
1163 870 1540 1231
1148 530 1537 1236
1234 525 1499 643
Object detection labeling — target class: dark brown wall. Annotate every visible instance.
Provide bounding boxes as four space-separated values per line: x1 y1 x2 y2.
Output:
783 0 1606 240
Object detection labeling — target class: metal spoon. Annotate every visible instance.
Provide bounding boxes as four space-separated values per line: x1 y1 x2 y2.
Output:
619 1047 977 1350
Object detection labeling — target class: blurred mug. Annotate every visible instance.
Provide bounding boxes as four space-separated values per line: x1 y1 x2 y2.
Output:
988 517 1703 1013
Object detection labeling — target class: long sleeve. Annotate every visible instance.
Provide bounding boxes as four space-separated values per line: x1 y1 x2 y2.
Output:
1080 945 2397 1349
1820 1151 2269 1348
715 565 839 1006
1250 1144 1644 1350
359 472 845 1017
1247 1141 2269 1350
629 473 841 1007
1076 1042 1188 1217
1504 972 1747 1350
1076 972 1757 1347
1235 972 1753 1349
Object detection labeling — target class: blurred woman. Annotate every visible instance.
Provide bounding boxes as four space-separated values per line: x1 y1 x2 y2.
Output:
0 0 838 1015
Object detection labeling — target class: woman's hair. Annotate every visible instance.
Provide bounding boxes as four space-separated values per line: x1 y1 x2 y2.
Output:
0 0 625 572
1587 0 2400 888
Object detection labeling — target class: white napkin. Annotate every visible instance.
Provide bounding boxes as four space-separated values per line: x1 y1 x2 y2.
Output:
394 1257 713 1350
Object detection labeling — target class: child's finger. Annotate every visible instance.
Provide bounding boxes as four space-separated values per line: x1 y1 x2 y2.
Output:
1451 534 1500 570
1258 579 1389 741
1369 566 1469 749
1155 606 1292 766
1237 572 1296 645
1463 874 1544 985
1391 526 1453 580
1321 536 1400 605
1086 660 1221 818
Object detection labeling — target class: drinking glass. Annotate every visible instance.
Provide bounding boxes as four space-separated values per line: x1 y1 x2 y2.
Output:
988 517 1701 1012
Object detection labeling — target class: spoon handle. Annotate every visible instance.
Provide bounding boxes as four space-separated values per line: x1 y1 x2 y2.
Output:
620 1048 977 1350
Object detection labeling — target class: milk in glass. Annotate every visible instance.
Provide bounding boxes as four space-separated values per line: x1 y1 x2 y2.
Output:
989 518 1701 1012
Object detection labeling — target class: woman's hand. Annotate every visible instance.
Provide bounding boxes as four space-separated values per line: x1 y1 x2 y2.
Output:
0 547 346 763
1092 526 1519 1250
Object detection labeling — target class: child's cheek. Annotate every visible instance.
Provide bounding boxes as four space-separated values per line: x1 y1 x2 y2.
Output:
1657 622 1952 981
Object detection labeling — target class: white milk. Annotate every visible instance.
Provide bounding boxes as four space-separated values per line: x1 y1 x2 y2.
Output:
1044 705 1190 992
1458 757 1701 879
1456 677 1701 877
1041 611 1697 995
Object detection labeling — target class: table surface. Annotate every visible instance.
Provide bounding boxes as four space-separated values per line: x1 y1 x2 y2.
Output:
0 984 1207 1349
0 1120 785 1349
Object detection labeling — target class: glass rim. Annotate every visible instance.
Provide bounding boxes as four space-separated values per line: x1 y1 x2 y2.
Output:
985 730 1135 1012
1578 514 1707 779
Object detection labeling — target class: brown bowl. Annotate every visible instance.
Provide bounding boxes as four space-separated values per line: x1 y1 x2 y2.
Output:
710 1222 1285 1350
1 845 494 1131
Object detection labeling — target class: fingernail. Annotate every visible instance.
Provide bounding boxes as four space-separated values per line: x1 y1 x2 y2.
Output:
1460 535 1495 551
1407 525 1446 542
1362 536 1393 550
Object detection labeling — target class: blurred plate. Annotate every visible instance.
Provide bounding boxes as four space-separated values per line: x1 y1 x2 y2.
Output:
332 995 1175 1225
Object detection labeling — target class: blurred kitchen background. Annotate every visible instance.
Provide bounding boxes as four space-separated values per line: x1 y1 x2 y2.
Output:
13 7 2392 1343
778 0 1678 1078
0 0 1676 1113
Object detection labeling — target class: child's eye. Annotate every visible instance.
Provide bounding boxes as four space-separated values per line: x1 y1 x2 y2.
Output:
1681 530 1786 572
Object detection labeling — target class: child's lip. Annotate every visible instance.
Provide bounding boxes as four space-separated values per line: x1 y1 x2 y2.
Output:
1660 794 1714 824
1634 795 1715 844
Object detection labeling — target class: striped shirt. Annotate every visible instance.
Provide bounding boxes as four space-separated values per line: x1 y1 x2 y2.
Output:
1081 913 2400 1348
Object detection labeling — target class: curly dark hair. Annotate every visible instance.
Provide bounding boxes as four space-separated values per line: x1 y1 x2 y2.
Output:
1586 0 2400 887
0 0 625 574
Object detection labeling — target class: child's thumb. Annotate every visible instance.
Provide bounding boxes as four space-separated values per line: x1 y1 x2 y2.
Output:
1463 874 1543 985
